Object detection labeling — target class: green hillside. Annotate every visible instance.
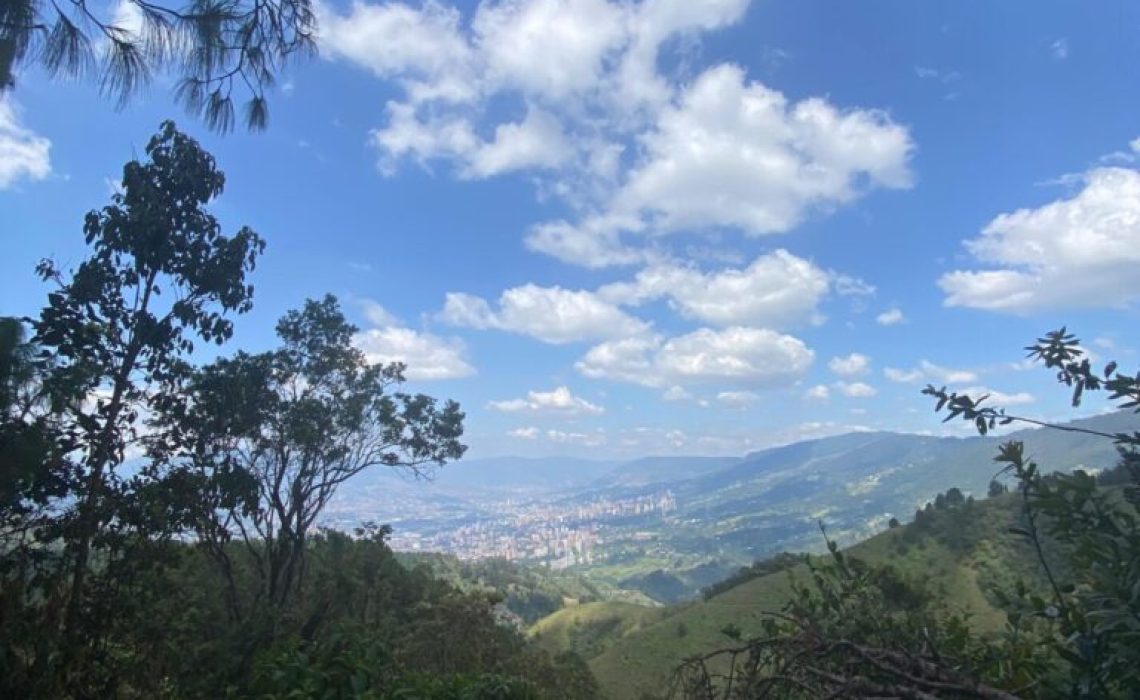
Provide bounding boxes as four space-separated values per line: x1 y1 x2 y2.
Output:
539 492 1050 699
396 552 657 624
568 412 1133 604
529 601 672 659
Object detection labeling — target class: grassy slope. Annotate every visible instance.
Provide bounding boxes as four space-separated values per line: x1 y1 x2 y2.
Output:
528 601 672 660
573 494 1042 699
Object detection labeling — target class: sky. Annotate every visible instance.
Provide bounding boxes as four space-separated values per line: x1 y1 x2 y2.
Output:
2 0 1140 460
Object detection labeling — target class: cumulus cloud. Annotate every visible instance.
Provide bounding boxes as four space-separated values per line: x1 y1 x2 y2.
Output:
320 0 913 266
354 327 474 380
883 361 977 385
440 283 651 344
919 361 978 384
527 64 913 265
356 297 402 326
959 386 1035 406
828 353 871 377
0 99 51 189
612 64 912 233
547 428 607 447
576 326 813 388
352 296 474 380
488 386 604 416
373 103 574 177
598 249 830 328
835 381 877 398
508 426 541 439
662 385 691 401
716 390 759 407
940 167 1140 313
804 384 830 401
875 308 905 325
883 367 924 383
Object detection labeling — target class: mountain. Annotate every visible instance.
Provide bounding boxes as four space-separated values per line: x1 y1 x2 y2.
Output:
595 456 742 488
430 455 620 490
329 411 1135 606
635 411 1133 568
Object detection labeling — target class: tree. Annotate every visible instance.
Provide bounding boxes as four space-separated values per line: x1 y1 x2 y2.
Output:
1 0 316 131
887 517 900 529
989 479 1008 498
945 486 965 508
0 316 60 517
158 295 466 616
10 120 263 692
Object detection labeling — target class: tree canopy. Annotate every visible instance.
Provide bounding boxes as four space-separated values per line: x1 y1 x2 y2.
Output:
1 0 316 130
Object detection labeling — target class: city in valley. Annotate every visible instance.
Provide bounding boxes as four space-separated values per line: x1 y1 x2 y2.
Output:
325 482 677 570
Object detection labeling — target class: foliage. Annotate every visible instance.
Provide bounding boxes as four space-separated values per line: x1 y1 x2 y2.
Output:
152 294 466 615
928 329 1140 696
667 524 1042 699
0 121 590 699
1 0 316 130
1 120 264 697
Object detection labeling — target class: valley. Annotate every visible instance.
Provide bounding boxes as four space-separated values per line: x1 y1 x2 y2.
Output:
329 410 1131 604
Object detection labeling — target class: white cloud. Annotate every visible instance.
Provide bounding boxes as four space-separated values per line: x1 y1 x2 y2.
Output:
940 167 1140 313
352 298 474 380
524 214 647 269
884 367 923 383
835 381 877 398
356 297 402 327
833 274 876 298
547 428 606 447
716 390 758 407
598 249 830 329
611 64 913 233
372 103 574 178
919 360 978 385
508 426 541 439
465 108 575 177
318 0 475 91
440 283 650 344
488 386 604 416
535 64 913 265
803 384 830 401
828 352 871 377
576 326 813 388
662 385 691 401
882 361 976 386
875 308 905 325
321 1 913 267
959 386 1035 406
354 327 474 380
472 0 628 101
0 99 51 189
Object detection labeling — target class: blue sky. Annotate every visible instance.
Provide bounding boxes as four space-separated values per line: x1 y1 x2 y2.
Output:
3 0 1139 459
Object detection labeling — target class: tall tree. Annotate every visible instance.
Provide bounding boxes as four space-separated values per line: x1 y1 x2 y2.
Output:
158 295 466 615
28 119 263 669
0 0 316 130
